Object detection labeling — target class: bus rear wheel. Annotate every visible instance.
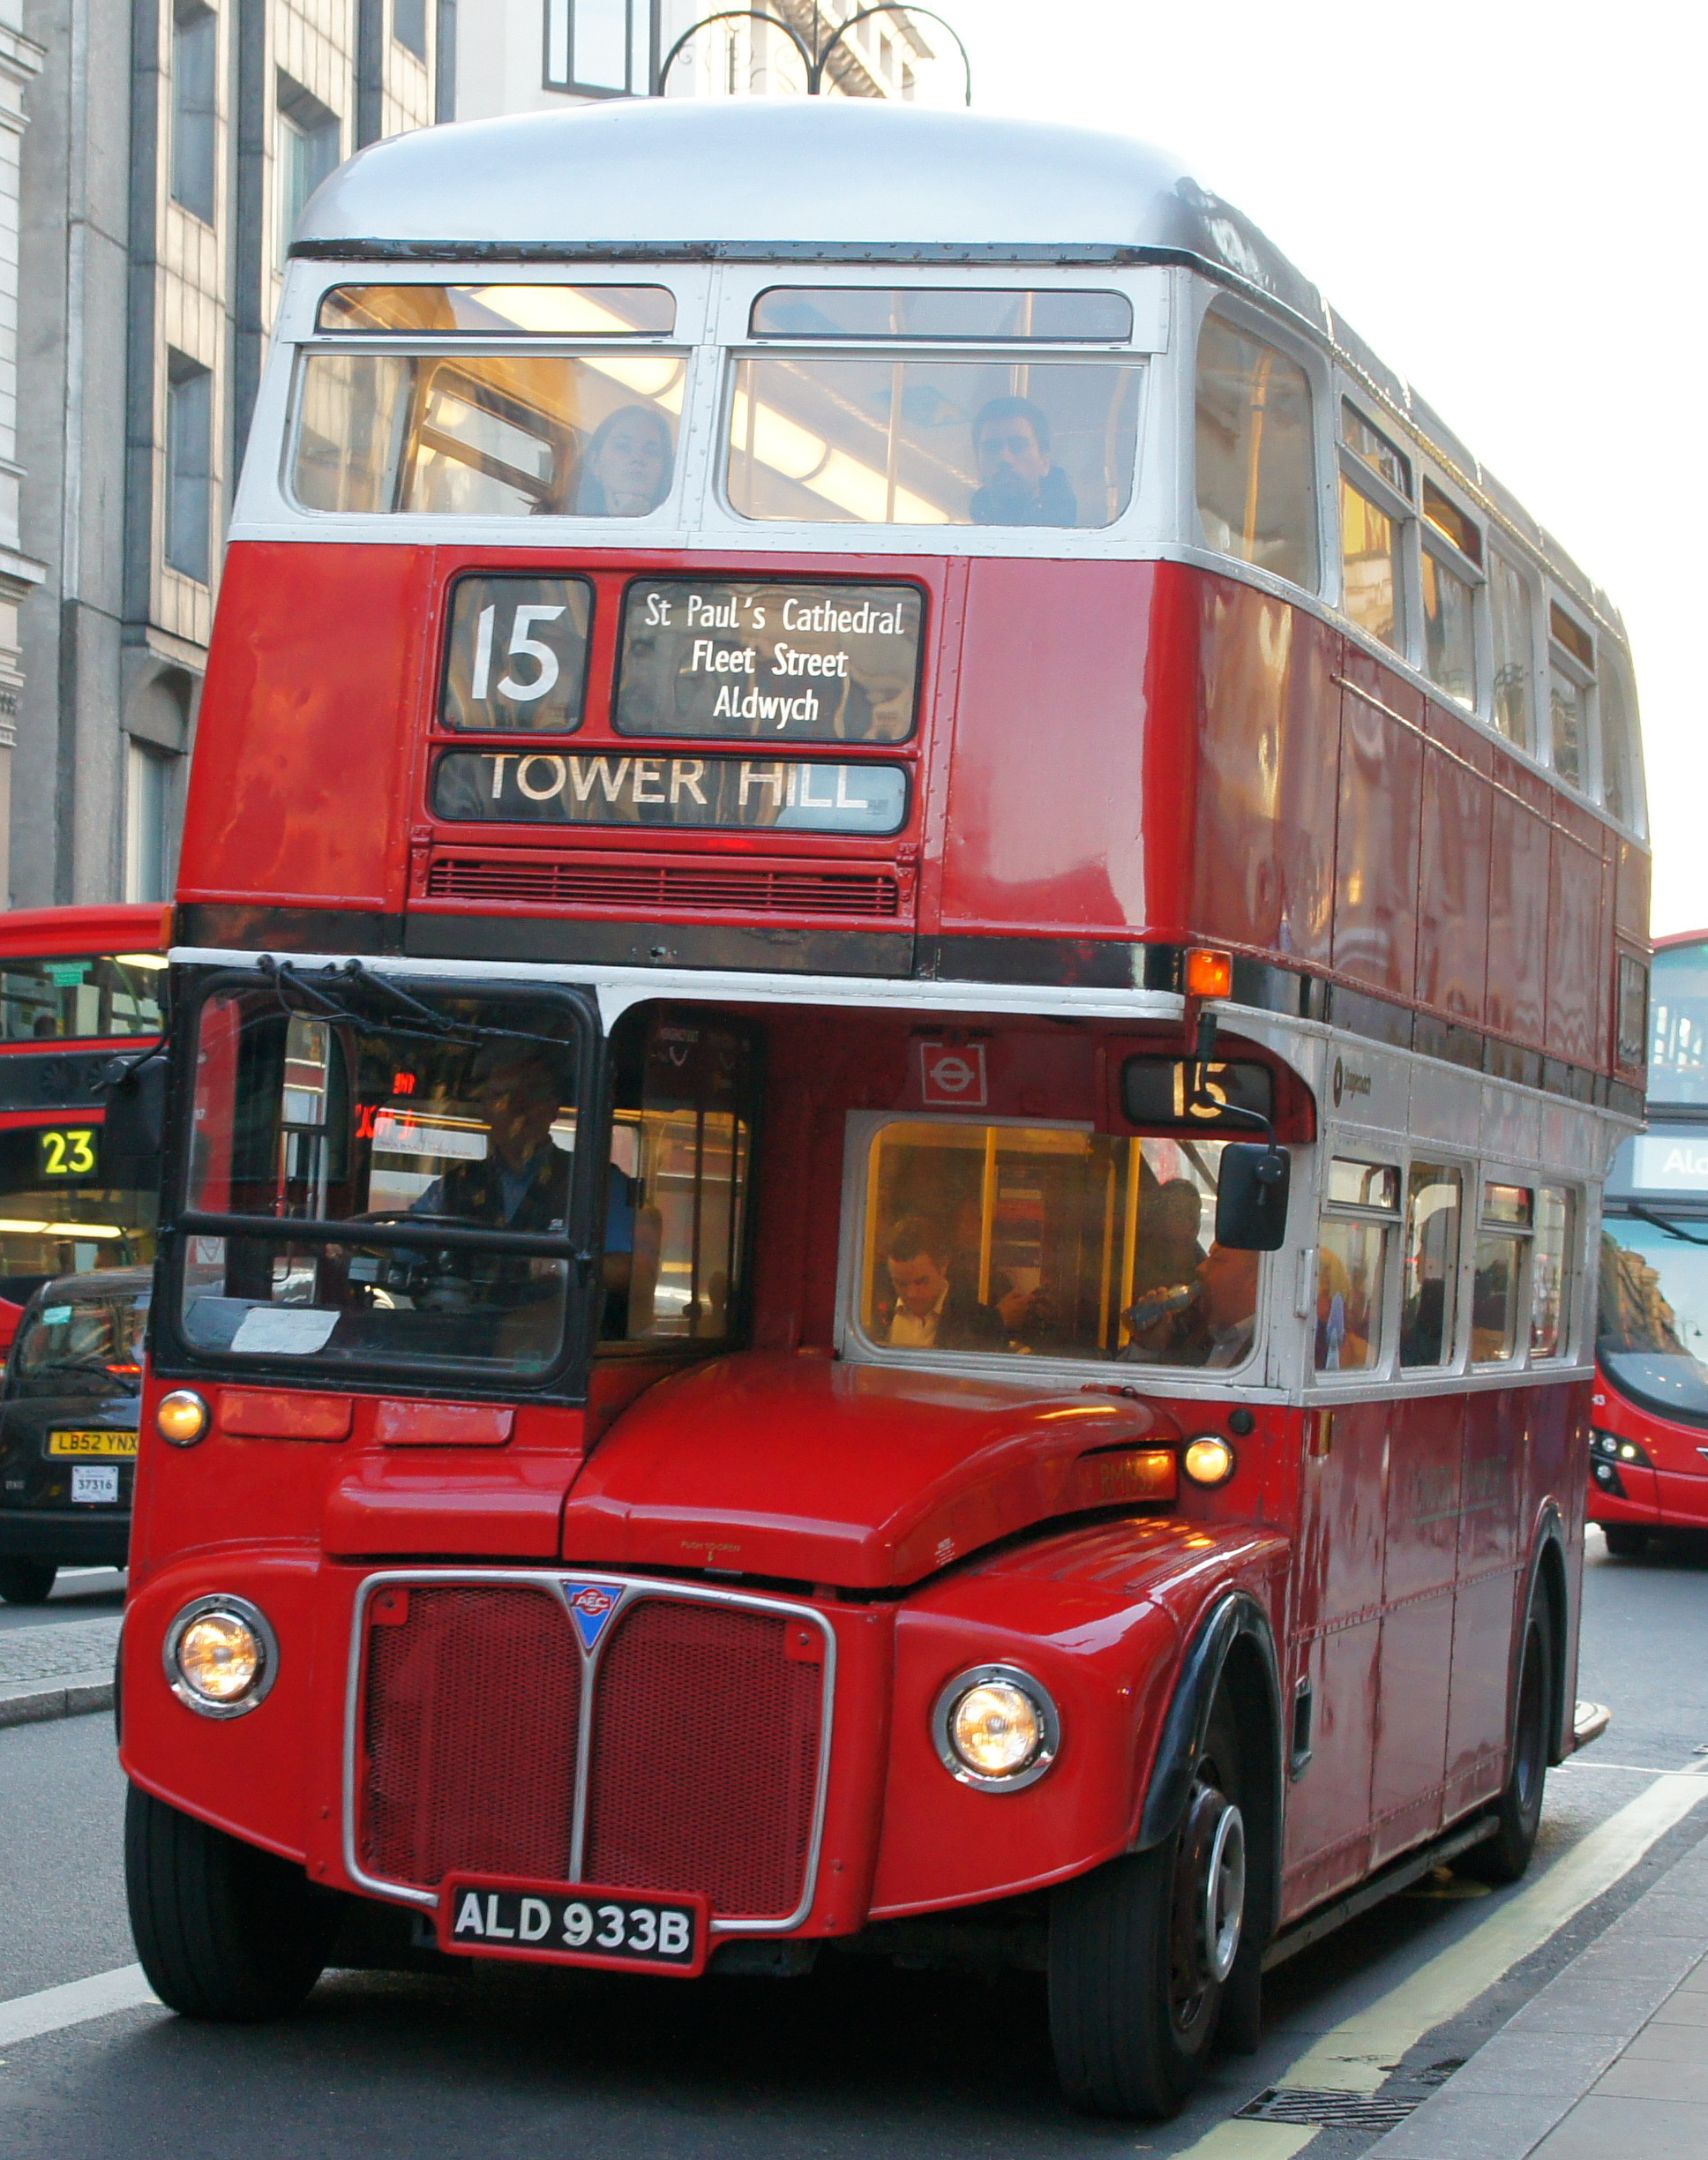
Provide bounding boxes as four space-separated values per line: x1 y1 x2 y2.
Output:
1048 1699 1246 2118
0 1558 57 1605
1462 1608 1553 1886
125 1784 338 2020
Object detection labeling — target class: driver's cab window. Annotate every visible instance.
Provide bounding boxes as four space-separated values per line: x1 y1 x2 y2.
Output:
601 1011 757 1347
859 1121 1254 1369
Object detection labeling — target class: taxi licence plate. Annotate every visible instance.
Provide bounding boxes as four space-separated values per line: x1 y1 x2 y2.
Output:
71 1463 119 1504
439 1879 708 1976
48 1430 138 1458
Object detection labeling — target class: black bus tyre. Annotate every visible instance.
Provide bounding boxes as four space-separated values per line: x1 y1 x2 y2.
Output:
1602 1525 1649 1559
1462 1609 1553 1886
0 1558 57 1605
1048 1697 1247 2119
125 1784 337 2020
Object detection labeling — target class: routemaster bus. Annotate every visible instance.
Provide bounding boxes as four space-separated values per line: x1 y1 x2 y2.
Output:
0 904 168 1312
117 101 1643 2120
1592 930 1708 1554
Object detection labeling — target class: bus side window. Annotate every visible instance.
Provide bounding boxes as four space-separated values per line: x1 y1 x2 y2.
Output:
1400 1163 1462 1368
1315 1158 1398 1374
1529 1186 1576 1360
1472 1181 1532 1363
603 1016 757 1348
1195 310 1318 593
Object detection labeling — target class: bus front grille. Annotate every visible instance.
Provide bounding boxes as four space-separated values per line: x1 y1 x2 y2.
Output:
355 1579 827 1924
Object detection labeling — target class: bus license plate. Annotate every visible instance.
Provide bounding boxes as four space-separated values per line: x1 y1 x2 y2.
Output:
71 1463 119 1504
49 1430 138 1458
439 1879 708 1976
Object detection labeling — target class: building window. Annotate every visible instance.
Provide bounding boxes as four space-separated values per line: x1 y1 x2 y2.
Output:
170 2 218 224
125 741 177 904
393 0 428 58
164 354 213 583
544 0 649 97
277 77 341 271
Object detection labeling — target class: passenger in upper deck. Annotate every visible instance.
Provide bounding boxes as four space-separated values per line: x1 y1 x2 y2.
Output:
573 404 674 517
969 397 1078 528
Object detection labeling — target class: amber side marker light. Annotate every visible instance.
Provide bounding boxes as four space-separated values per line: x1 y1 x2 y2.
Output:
156 1390 210 1446
1185 946 1234 1001
1182 1435 1237 1488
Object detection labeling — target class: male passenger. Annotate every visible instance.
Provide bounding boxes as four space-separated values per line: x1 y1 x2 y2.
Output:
1123 1240 1259 1368
970 396 1078 527
882 1218 1005 1351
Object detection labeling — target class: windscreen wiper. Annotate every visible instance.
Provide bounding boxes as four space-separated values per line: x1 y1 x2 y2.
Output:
1629 1201 1708 1248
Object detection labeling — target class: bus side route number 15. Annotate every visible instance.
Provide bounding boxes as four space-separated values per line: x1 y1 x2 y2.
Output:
38 1127 99 1180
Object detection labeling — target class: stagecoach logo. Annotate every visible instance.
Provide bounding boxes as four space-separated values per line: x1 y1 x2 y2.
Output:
1331 1057 1372 1109
920 1041 988 1109
561 1582 621 1653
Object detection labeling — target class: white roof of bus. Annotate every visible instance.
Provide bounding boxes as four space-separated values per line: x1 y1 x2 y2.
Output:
295 100 1614 626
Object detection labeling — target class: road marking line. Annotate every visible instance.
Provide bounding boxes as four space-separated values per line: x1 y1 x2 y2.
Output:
1177 2126 1316 2159
0 1965 157 2047
1277 1772 1708 2094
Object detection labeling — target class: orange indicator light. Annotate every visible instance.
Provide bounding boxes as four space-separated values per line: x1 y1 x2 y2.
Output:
1186 947 1234 1001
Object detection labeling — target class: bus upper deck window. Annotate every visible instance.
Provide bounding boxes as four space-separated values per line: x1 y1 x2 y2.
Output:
1421 481 1481 711
725 356 1141 529
1338 405 1411 656
1548 602 1594 791
1195 311 1317 592
317 284 677 337
1490 551 1535 749
1599 644 1639 826
290 350 686 519
749 288 1132 341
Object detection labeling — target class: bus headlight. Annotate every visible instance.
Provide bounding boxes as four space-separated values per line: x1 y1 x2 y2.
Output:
164 1596 278 1718
933 1664 1060 1790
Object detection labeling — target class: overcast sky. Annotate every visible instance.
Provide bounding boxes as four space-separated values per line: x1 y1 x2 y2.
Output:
912 0 1703 934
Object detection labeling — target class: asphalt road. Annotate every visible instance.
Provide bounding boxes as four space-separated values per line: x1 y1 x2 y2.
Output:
3 1531 1708 2158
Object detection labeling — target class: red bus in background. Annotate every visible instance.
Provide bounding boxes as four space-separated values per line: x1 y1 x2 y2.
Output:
119 102 1643 2120
1592 931 1708 1553
0 904 168 1326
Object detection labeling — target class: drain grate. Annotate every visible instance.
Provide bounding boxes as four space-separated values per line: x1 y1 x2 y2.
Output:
1235 2087 1420 2130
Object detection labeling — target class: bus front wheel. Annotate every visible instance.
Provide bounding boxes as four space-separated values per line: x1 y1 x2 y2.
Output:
1048 1698 1245 2118
0 1558 57 1604
125 1784 337 2020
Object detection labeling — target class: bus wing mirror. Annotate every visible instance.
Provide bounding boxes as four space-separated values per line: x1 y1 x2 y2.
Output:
1216 1144 1291 1252
99 1054 167 1187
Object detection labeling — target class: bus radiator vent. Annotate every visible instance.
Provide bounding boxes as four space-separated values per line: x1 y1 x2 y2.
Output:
423 852 903 919
582 1599 823 1921
359 1583 582 1888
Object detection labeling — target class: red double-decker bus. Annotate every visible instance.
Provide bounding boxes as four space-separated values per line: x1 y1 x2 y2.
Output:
0 904 168 1323
119 103 1644 2119
1591 931 1708 1553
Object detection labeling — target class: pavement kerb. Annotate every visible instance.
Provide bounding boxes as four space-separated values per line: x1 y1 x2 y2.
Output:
0 1674 115 1729
1364 1829 1708 2158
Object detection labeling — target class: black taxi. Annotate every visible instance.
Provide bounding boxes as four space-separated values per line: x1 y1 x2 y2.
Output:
0 1267 150 1604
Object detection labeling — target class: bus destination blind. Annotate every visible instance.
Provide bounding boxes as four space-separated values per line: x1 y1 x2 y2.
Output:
614 578 923 742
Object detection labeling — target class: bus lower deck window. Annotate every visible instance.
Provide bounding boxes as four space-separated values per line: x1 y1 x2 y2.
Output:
860 1121 1250 1370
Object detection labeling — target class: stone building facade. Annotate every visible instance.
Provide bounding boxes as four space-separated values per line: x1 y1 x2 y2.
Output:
458 1 942 124
12 2 454 910
0 2 43 901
